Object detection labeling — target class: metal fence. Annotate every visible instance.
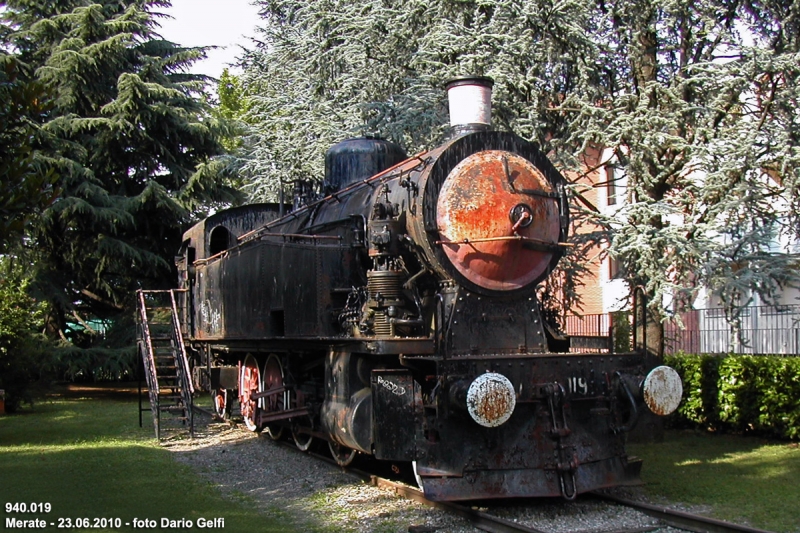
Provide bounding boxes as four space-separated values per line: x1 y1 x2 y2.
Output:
564 305 800 355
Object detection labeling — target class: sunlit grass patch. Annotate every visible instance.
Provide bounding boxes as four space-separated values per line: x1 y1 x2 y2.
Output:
630 430 800 532
0 397 296 533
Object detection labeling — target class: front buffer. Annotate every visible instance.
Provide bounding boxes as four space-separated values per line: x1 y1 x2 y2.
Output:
372 354 681 501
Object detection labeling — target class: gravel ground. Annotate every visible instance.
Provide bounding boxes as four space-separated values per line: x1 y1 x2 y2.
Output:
165 414 676 533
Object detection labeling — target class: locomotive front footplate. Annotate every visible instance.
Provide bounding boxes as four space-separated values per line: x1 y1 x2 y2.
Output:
373 353 658 500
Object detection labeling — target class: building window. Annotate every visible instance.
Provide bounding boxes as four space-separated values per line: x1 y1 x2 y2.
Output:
609 255 622 280
606 165 617 206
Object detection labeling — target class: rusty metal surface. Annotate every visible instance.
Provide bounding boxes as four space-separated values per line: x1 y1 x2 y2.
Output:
436 150 561 291
409 353 651 500
642 365 683 416
238 355 260 431
182 203 285 261
372 370 420 461
173 127 675 502
465 372 516 427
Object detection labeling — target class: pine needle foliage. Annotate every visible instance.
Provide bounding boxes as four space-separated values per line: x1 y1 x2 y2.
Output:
241 0 800 350
0 54 57 253
1 0 239 364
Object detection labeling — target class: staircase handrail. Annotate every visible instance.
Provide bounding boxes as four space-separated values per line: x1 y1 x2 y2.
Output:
169 290 194 396
136 290 160 397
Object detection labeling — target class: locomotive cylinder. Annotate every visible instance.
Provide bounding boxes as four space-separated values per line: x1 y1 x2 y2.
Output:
321 351 374 454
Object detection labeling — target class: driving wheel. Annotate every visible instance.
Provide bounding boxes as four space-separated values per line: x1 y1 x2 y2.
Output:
262 354 286 440
211 387 230 419
328 440 356 467
292 428 314 451
239 354 262 432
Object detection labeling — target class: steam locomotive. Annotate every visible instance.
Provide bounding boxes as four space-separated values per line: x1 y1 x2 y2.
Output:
175 77 682 501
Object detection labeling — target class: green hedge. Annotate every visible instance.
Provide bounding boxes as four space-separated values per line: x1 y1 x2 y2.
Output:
665 354 800 440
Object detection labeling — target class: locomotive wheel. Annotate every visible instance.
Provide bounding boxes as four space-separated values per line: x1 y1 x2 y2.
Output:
211 387 230 419
292 428 314 451
239 354 262 432
262 354 285 441
328 441 356 467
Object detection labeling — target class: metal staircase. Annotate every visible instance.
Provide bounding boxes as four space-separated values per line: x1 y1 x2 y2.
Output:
136 289 194 440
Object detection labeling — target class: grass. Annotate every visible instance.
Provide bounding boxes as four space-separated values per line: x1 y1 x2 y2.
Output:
630 430 800 532
4 388 798 533
0 392 298 533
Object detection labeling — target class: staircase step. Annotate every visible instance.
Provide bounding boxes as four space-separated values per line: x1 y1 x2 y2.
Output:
137 290 193 440
160 406 187 413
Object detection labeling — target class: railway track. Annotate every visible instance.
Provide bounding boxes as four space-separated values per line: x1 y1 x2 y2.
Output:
194 406 775 533
367 472 776 533
272 434 774 533
590 493 776 533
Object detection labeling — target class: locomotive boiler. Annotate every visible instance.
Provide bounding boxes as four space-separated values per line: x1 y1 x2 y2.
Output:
174 77 682 501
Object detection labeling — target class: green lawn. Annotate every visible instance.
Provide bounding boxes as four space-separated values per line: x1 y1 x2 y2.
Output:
0 395 296 533
630 430 800 533
3 391 798 533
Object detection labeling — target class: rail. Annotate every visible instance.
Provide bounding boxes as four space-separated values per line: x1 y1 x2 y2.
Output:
369 476 548 533
593 492 777 533
199 412 770 533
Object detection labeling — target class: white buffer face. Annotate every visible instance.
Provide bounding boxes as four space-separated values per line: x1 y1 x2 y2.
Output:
642 365 683 416
466 372 517 427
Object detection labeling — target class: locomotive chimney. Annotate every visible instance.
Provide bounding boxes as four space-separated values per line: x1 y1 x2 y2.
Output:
445 76 494 136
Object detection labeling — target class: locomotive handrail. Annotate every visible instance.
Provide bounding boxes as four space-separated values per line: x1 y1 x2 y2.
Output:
435 235 572 249
136 289 188 293
260 233 343 241
194 249 228 265
194 233 345 267
237 153 430 244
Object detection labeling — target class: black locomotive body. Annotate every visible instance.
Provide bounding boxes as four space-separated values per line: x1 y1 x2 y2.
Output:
175 79 681 501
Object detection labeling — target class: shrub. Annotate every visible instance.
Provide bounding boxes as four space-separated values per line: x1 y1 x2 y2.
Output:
666 353 800 440
0 258 52 411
